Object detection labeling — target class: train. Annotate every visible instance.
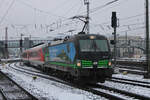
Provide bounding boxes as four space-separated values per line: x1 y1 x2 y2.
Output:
22 33 113 83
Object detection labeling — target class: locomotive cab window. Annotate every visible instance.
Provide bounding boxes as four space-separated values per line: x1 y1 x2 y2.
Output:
79 39 108 52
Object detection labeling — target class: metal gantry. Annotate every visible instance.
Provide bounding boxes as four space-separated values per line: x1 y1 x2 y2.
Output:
84 0 90 34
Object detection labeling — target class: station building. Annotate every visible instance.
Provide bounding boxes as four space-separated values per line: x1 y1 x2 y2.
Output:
109 36 145 58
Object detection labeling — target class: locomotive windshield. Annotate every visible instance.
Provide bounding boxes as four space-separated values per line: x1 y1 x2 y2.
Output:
79 40 108 52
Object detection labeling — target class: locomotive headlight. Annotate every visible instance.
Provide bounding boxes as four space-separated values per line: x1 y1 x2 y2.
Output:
108 61 112 66
77 60 81 67
77 62 81 67
90 36 95 39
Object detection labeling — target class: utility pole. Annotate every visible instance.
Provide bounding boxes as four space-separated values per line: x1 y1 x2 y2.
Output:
125 32 129 57
5 27 8 59
29 35 31 48
20 34 23 55
111 12 117 67
144 0 150 78
84 0 90 34
125 32 127 46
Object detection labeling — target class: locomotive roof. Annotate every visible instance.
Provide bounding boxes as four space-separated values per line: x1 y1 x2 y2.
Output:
60 34 108 43
25 43 48 52
71 34 108 40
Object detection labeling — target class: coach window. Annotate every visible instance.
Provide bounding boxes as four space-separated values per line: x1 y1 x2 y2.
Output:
32 52 38 57
24 53 27 58
29 52 32 57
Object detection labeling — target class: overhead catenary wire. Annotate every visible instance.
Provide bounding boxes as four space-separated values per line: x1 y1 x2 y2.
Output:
102 26 145 36
0 0 145 38
118 26 145 33
79 0 121 16
47 12 145 34
75 0 84 15
96 12 145 25
89 14 145 35
0 0 5 9
92 22 145 28
89 20 145 35
16 0 67 19
0 0 15 25
13 0 127 34
90 0 120 13
50 0 73 14
89 20 145 36
61 0 81 17
15 0 76 31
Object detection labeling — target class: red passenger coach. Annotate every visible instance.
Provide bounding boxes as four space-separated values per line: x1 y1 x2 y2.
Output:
22 44 46 66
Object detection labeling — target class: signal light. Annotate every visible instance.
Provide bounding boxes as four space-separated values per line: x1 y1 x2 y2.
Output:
111 12 117 28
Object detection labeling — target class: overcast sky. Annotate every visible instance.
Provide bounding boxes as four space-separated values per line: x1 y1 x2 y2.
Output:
0 0 146 40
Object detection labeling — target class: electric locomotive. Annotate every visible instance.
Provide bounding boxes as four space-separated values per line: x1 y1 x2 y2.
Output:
22 33 113 83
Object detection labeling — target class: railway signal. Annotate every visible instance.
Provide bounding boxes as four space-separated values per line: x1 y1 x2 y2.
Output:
111 12 117 28
111 12 117 67
5 27 9 59
20 34 24 55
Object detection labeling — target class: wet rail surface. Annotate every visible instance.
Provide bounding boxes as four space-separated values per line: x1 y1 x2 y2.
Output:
0 70 38 100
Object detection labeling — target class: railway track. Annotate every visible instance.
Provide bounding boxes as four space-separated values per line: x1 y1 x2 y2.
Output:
112 77 150 84
92 83 150 100
0 70 38 100
80 85 127 100
10 63 128 99
115 60 146 67
113 60 147 75
6 63 150 100
15 63 42 74
116 65 145 71
8 63 70 87
115 64 146 75
107 77 150 88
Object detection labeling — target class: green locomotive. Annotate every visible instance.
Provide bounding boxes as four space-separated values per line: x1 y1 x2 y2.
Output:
22 34 113 83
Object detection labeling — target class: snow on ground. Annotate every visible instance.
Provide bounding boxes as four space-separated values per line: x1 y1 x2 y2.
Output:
98 73 150 97
94 88 135 100
117 57 146 62
99 80 150 97
1 58 21 62
113 73 150 82
118 68 146 73
0 64 106 100
16 63 41 73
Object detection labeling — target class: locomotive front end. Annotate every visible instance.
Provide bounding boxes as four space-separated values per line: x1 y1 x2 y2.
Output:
74 34 113 82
